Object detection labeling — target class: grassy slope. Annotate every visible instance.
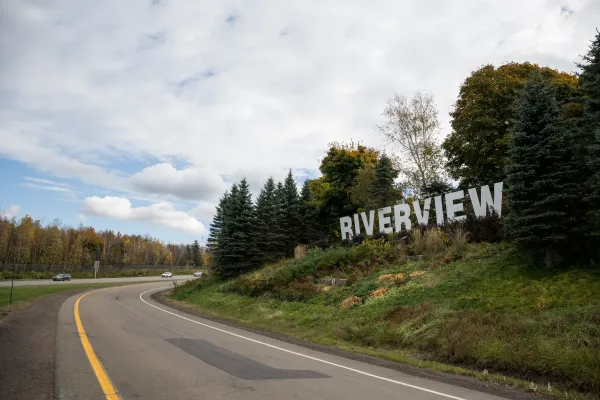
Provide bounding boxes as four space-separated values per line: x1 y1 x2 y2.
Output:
170 242 600 400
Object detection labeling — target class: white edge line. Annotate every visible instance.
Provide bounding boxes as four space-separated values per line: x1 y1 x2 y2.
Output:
139 286 468 400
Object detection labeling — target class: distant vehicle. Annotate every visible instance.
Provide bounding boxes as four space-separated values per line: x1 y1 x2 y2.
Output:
53 274 71 281
161 272 173 278
193 271 204 278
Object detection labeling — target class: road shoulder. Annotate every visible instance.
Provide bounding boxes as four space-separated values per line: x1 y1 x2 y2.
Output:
151 289 541 400
0 289 89 400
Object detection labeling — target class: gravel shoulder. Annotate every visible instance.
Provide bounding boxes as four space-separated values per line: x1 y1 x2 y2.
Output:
0 289 88 400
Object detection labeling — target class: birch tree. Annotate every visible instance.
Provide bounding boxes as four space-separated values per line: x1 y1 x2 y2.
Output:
376 91 447 194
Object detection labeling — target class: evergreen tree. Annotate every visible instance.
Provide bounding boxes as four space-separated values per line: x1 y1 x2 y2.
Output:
505 73 581 267
577 30 600 241
282 170 301 255
215 179 258 277
206 191 230 253
254 177 285 264
373 153 400 207
212 184 238 272
298 180 321 244
191 240 202 266
273 181 288 255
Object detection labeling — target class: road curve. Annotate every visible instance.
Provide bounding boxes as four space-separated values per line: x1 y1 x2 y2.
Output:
55 282 508 400
0 275 193 287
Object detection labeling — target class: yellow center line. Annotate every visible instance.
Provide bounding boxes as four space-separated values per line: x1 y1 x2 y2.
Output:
74 287 129 400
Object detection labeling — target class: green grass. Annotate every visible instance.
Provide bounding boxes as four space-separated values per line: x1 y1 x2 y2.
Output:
170 242 600 400
0 280 160 309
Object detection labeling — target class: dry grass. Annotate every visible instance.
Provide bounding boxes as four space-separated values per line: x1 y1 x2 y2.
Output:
412 227 426 254
341 295 362 308
449 227 469 255
294 245 308 259
424 228 446 256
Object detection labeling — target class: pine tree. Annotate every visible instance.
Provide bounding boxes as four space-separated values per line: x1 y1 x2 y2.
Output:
282 170 301 255
212 184 237 271
273 181 288 256
577 30 600 242
298 180 321 244
254 177 285 264
206 191 230 253
373 153 400 207
215 179 258 277
191 240 202 266
505 73 581 267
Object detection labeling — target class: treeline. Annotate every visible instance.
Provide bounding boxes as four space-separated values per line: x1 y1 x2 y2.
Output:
209 29 600 275
0 215 204 270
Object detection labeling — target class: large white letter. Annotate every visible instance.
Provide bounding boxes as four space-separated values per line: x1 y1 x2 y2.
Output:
445 190 466 222
378 206 393 234
468 182 504 217
360 210 376 236
340 216 353 240
434 196 444 225
413 198 431 225
394 203 411 232
353 214 361 236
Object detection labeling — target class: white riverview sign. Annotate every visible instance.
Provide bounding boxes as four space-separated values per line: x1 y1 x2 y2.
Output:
339 182 503 240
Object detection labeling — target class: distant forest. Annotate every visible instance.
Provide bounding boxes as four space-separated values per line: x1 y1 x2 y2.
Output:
0 214 204 270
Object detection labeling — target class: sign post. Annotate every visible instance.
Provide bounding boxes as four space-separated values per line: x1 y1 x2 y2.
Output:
94 261 100 279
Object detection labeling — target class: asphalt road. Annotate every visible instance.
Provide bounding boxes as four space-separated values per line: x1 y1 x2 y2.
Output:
53 282 510 400
0 275 193 287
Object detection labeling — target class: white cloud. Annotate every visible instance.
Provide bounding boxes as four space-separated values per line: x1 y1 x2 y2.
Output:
189 202 218 221
81 196 207 235
1 0 599 237
21 182 78 194
129 163 226 201
1 205 20 219
24 177 70 186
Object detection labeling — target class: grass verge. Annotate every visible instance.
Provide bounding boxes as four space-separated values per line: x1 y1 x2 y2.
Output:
0 280 159 310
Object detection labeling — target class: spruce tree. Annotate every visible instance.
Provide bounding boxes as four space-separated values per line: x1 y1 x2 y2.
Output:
207 191 230 253
216 179 258 277
505 73 581 267
373 153 400 207
577 30 600 242
298 180 320 244
254 177 285 264
191 240 202 266
273 181 288 256
212 184 237 272
282 170 301 255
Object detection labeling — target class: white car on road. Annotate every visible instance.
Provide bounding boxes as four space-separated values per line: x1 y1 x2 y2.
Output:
161 271 173 278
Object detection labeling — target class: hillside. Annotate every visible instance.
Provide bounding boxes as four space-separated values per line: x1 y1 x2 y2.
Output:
169 238 600 400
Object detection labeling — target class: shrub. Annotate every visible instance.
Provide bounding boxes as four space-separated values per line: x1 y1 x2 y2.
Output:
355 280 379 298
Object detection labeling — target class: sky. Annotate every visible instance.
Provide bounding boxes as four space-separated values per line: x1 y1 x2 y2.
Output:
0 0 598 244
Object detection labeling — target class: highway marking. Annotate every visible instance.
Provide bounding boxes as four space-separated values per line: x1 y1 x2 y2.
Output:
74 289 121 400
140 287 469 400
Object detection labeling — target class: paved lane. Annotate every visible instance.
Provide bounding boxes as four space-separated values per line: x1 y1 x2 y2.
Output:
55 282 509 400
0 275 193 287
